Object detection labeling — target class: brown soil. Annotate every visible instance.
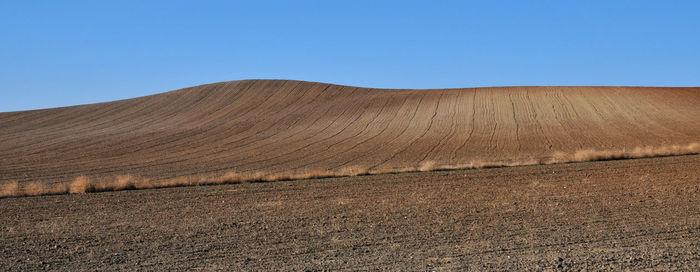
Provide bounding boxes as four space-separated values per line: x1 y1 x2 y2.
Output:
1 80 698 270
1 155 698 271
1 80 698 184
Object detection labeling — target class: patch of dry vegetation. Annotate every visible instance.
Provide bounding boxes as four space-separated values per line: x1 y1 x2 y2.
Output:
69 176 90 193
0 181 20 198
1 142 698 199
569 143 700 162
417 161 437 172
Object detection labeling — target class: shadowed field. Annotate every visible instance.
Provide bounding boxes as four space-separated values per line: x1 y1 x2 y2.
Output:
1 80 698 186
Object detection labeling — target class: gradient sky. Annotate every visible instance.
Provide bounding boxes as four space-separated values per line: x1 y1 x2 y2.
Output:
1 1 699 112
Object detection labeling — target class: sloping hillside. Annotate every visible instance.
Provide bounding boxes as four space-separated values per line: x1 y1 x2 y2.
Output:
1 80 698 183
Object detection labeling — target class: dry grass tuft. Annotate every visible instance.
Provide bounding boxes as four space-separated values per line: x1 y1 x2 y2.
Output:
23 182 47 196
48 183 69 195
547 151 569 164
109 175 131 190
302 170 336 179
0 181 20 197
262 173 292 182
418 161 437 172
69 176 91 193
337 166 370 176
562 142 700 163
1 142 697 199
218 172 244 184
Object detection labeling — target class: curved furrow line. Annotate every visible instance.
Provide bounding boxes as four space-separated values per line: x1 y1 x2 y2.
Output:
0 98 149 152
0 83 237 169
321 93 389 152
94 80 304 157
451 89 477 161
0 102 114 138
365 93 427 170
175 84 348 166
10 98 339 179
508 92 522 154
319 94 418 170
324 97 412 170
419 91 458 163
551 89 589 150
0 99 128 142
181 83 335 160
375 91 443 168
124 84 340 172
281 93 400 172
206 85 347 159
10 81 229 142
1 81 699 184
578 89 638 148
22 81 294 168
604 87 666 142
555 87 589 150
42 86 358 178
425 90 465 162
241 90 385 171
627 90 697 140
0 81 260 169
436 90 470 160
524 89 553 151
115 87 367 177
485 89 499 157
0 82 238 156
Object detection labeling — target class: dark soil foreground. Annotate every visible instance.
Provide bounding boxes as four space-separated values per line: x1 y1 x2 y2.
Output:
1 155 698 271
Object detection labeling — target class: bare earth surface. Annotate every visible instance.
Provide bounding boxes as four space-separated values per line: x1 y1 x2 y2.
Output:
1 155 698 271
1 81 698 270
1 80 698 184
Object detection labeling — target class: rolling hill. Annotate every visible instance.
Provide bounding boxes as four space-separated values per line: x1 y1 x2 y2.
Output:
1 79 698 184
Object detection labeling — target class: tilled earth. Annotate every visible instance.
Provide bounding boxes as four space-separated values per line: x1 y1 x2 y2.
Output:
1 155 698 271
2 80 699 184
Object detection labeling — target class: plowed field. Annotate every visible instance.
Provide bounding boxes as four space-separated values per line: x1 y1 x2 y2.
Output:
1 80 698 184
1 80 698 270
1 155 698 270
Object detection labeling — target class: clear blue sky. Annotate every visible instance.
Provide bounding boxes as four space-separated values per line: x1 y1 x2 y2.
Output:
1 1 699 112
